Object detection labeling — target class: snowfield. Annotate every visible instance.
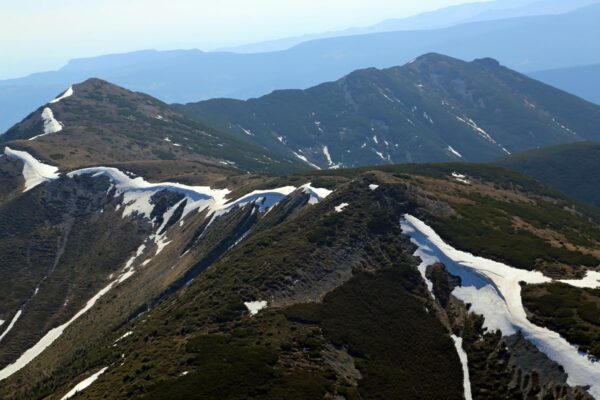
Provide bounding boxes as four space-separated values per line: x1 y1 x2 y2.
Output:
4 147 60 191
401 214 600 398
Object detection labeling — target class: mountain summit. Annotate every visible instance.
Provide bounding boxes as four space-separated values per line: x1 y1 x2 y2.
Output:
177 54 600 169
2 79 305 174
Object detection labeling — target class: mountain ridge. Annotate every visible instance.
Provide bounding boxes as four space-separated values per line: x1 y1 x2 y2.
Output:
1 78 307 175
176 53 600 169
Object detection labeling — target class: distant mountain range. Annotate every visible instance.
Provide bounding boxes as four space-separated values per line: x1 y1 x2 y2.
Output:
221 0 600 54
2 3 600 132
531 63 600 105
177 54 600 168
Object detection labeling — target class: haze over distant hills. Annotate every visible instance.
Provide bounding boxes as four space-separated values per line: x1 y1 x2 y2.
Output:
531 64 600 105
2 3 600 132
221 0 600 54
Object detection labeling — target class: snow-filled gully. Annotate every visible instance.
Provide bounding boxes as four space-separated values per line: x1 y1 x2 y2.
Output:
401 214 600 398
0 152 333 382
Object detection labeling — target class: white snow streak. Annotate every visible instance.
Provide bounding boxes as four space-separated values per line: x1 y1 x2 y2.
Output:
49 86 74 104
447 146 463 159
451 335 473 400
451 172 471 185
292 151 321 170
4 147 60 191
0 276 123 380
238 125 254 136
29 108 63 140
0 310 22 343
401 215 600 398
113 331 133 344
560 271 600 289
60 367 108 400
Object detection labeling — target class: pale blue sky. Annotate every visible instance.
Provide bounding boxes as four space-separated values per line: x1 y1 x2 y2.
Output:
0 0 477 79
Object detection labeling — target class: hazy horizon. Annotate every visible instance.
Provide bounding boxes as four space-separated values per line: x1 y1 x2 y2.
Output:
0 0 487 80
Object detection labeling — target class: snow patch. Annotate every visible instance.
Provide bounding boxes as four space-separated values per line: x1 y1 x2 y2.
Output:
322 146 340 169
245 301 267 316
447 146 463 159
374 150 387 161
238 125 254 136
334 203 349 213
560 271 600 289
4 147 60 191
451 172 470 185
369 184 379 191
114 331 133 344
30 107 63 140
60 367 108 400
401 215 600 398
451 335 472 400
314 121 324 133
302 183 333 205
0 310 22 343
423 111 434 124
68 167 230 221
292 151 321 170
49 86 73 104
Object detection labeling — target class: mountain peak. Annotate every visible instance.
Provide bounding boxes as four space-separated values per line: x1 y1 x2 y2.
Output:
472 57 502 69
0 79 304 174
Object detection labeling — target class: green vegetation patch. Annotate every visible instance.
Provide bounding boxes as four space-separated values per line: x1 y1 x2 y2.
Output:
523 282 600 357
145 329 332 400
430 198 599 272
284 267 464 400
